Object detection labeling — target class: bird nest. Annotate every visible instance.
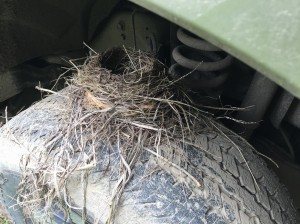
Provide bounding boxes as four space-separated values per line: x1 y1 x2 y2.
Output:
16 47 234 223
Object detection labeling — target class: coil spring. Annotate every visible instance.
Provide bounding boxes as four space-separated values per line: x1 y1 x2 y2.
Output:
170 28 232 89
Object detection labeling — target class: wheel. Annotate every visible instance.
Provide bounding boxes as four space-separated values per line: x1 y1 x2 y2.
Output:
0 88 296 224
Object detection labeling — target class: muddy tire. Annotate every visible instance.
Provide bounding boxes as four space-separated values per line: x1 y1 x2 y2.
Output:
0 89 296 224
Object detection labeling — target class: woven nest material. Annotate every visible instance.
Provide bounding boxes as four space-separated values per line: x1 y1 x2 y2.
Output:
16 47 247 223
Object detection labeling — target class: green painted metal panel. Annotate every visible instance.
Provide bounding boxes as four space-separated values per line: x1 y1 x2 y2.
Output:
130 0 300 99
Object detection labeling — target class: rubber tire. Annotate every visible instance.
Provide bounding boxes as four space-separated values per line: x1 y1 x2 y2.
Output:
0 88 296 224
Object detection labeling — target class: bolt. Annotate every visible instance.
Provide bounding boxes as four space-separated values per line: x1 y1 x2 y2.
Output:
117 21 125 31
121 34 126 41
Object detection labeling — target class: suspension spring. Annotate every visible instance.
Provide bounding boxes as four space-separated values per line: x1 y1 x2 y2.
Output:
170 28 232 89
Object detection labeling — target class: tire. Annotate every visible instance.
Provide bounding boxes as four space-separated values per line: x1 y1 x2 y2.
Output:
0 88 296 224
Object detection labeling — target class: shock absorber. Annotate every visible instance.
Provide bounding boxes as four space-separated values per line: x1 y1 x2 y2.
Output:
170 28 233 90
